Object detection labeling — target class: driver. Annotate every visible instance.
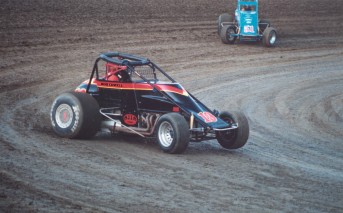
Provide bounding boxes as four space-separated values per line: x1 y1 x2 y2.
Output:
106 64 127 81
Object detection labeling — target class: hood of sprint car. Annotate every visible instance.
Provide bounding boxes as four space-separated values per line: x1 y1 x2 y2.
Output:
155 83 230 129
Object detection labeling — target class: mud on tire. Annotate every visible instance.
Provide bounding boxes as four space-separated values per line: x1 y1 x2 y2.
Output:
216 111 249 149
50 92 101 139
156 113 189 154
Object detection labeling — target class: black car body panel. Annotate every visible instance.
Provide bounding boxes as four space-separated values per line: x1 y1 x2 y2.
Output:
72 52 238 142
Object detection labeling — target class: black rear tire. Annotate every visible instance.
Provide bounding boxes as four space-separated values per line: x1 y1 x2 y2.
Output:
262 27 277 47
216 111 249 149
156 113 189 154
220 25 237 44
50 92 101 139
217 13 232 35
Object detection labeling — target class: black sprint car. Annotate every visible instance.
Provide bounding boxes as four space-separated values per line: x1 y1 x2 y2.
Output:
50 52 249 153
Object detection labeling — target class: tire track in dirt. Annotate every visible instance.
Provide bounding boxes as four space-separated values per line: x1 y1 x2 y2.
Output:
196 51 343 176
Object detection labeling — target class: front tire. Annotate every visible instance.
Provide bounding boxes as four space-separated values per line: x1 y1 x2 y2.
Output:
220 25 237 44
50 92 101 139
216 111 249 149
156 113 189 154
262 27 277 47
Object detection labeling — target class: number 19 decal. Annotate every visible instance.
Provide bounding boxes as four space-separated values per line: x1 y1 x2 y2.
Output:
198 112 217 123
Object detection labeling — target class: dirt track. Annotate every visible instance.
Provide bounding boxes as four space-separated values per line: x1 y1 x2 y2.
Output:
1 0 343 212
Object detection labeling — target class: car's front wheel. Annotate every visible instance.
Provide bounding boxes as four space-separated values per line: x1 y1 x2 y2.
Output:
262 27 277 47
220 25 237 44
50 92 101 139
156 113 189 154
216 111 249 149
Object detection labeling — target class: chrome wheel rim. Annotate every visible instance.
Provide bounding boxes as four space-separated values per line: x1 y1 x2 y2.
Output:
158 121 174 147
269 31 276 44
55 104 73 128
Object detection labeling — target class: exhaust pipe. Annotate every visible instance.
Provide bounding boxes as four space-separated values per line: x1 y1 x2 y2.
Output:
101 114 160 137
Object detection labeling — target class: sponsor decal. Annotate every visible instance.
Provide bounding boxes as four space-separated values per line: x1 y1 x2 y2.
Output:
172 106 180 112
75 88 86 93
244 25 255 33
100 82 123 87
123 114 138 126
245 18 252 24
198 112 217 123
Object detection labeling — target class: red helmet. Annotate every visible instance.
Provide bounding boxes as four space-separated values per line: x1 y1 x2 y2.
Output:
106 63 127 81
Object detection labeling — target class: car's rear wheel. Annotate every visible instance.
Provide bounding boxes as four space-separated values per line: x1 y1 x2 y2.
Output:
156 113 189 154
262 27 277 47
217 13 232 35
216 111 249 149
220 25 237 44
50 92 101 139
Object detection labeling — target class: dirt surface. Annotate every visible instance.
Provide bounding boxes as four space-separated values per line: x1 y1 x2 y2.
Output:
1 0 343 212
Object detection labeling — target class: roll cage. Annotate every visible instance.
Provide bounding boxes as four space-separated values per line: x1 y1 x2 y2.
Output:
86 52 175 92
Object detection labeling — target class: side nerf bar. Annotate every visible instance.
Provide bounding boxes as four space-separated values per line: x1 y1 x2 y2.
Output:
213 123 238 131
189 123 238 132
